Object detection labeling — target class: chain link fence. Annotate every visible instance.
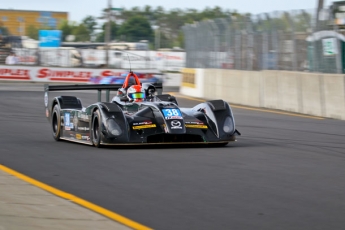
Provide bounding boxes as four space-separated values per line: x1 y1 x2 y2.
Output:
182 9 345 73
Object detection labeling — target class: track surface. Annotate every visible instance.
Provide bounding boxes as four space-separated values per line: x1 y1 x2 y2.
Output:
0 84 345 230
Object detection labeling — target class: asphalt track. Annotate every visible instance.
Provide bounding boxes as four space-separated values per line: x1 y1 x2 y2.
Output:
0 83 345 230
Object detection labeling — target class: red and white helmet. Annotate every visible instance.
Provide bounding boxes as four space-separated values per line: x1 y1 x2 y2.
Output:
127 85 145 102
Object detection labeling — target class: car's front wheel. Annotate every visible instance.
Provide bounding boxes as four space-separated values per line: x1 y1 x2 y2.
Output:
91 110 102 148
52 104 61 141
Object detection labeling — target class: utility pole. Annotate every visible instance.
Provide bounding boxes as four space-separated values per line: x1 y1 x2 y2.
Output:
315 0 324 30
105 0 112 67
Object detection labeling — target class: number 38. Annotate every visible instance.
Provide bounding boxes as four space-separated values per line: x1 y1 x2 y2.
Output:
166 109 179 116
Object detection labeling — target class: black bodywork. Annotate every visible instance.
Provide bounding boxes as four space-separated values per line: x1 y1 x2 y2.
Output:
44 83 240 147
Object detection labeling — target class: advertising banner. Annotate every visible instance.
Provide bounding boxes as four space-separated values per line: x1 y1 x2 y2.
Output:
0 66 130 83
0 67 32 80
39 30 62 48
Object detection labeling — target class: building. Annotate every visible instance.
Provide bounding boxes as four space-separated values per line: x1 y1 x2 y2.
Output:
0 9 68 36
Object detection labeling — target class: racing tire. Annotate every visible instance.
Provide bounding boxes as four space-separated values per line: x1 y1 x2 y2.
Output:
91 110 102 148
52 104 61 141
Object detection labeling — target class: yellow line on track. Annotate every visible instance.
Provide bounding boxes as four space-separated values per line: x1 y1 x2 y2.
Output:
168 92 324 120
0 164 153 230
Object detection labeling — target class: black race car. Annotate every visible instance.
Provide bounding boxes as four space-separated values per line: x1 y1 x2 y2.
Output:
44 72 240 147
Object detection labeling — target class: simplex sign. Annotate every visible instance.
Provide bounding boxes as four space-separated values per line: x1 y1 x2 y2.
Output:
0 66 126 82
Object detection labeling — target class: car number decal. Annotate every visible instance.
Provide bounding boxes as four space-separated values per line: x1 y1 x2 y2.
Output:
162 109 182 119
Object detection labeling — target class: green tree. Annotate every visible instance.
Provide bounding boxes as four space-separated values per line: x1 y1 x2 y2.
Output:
118 15 153 42
95 21 118 42
26 24 53 40
93 5 256 48
26 25 39 40
0 23 10 36
82 16 97 35
58 20 75 41
72 24 90 41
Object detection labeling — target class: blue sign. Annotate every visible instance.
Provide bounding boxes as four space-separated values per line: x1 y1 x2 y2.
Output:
39 30 62 47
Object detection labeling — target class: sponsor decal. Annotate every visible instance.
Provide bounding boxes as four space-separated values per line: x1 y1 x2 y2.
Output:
76 133 90 140
132 124 157 130
77 127 90 131
185 121 204 125
77 113 89 121
156 52 183 61
165 116 183 120
64 113 73 130
73 115 78 130
37 68 92 82
171 120 182 129
0 68 31 80
185 124 208 129
133 121 152 125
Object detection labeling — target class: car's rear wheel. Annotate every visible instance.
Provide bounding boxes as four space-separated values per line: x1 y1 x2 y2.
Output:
91 110 102 148
52 104 61 141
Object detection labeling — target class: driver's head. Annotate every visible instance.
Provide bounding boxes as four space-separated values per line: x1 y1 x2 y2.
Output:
127 85 145 102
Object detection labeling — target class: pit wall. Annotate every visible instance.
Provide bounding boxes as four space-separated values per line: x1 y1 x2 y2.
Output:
180 69 345 120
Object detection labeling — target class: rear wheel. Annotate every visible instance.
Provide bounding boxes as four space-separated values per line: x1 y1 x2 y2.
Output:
91 110 102 148
52 105 61 141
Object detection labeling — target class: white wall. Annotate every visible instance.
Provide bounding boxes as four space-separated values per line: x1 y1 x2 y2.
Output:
180 69 345 120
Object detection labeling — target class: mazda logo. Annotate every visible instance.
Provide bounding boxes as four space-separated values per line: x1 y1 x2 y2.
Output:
171 120 181 127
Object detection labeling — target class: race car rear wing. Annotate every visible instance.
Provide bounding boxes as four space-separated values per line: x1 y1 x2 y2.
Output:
44 82 163 102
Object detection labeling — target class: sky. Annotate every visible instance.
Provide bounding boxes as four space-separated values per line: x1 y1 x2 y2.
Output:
1 0 332 23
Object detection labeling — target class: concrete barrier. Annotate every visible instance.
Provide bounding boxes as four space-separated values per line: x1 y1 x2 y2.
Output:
162 73 182 87
262 70 279 109
300 72 323 117
179 69 345 120
322 74 345 120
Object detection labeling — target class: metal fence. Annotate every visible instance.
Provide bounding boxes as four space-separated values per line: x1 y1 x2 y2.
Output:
182 9 344 73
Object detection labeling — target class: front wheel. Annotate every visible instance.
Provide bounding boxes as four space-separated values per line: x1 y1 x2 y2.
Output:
91 110 102 148
52 105 61 141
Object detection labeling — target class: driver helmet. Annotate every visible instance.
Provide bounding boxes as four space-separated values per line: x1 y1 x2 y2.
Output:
127 85 145 102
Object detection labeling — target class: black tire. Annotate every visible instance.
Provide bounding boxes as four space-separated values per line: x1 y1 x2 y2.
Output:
91 110 102 148
52 104 61 141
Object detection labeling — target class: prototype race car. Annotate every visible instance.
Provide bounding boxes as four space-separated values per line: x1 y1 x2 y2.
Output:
44 72 240 147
